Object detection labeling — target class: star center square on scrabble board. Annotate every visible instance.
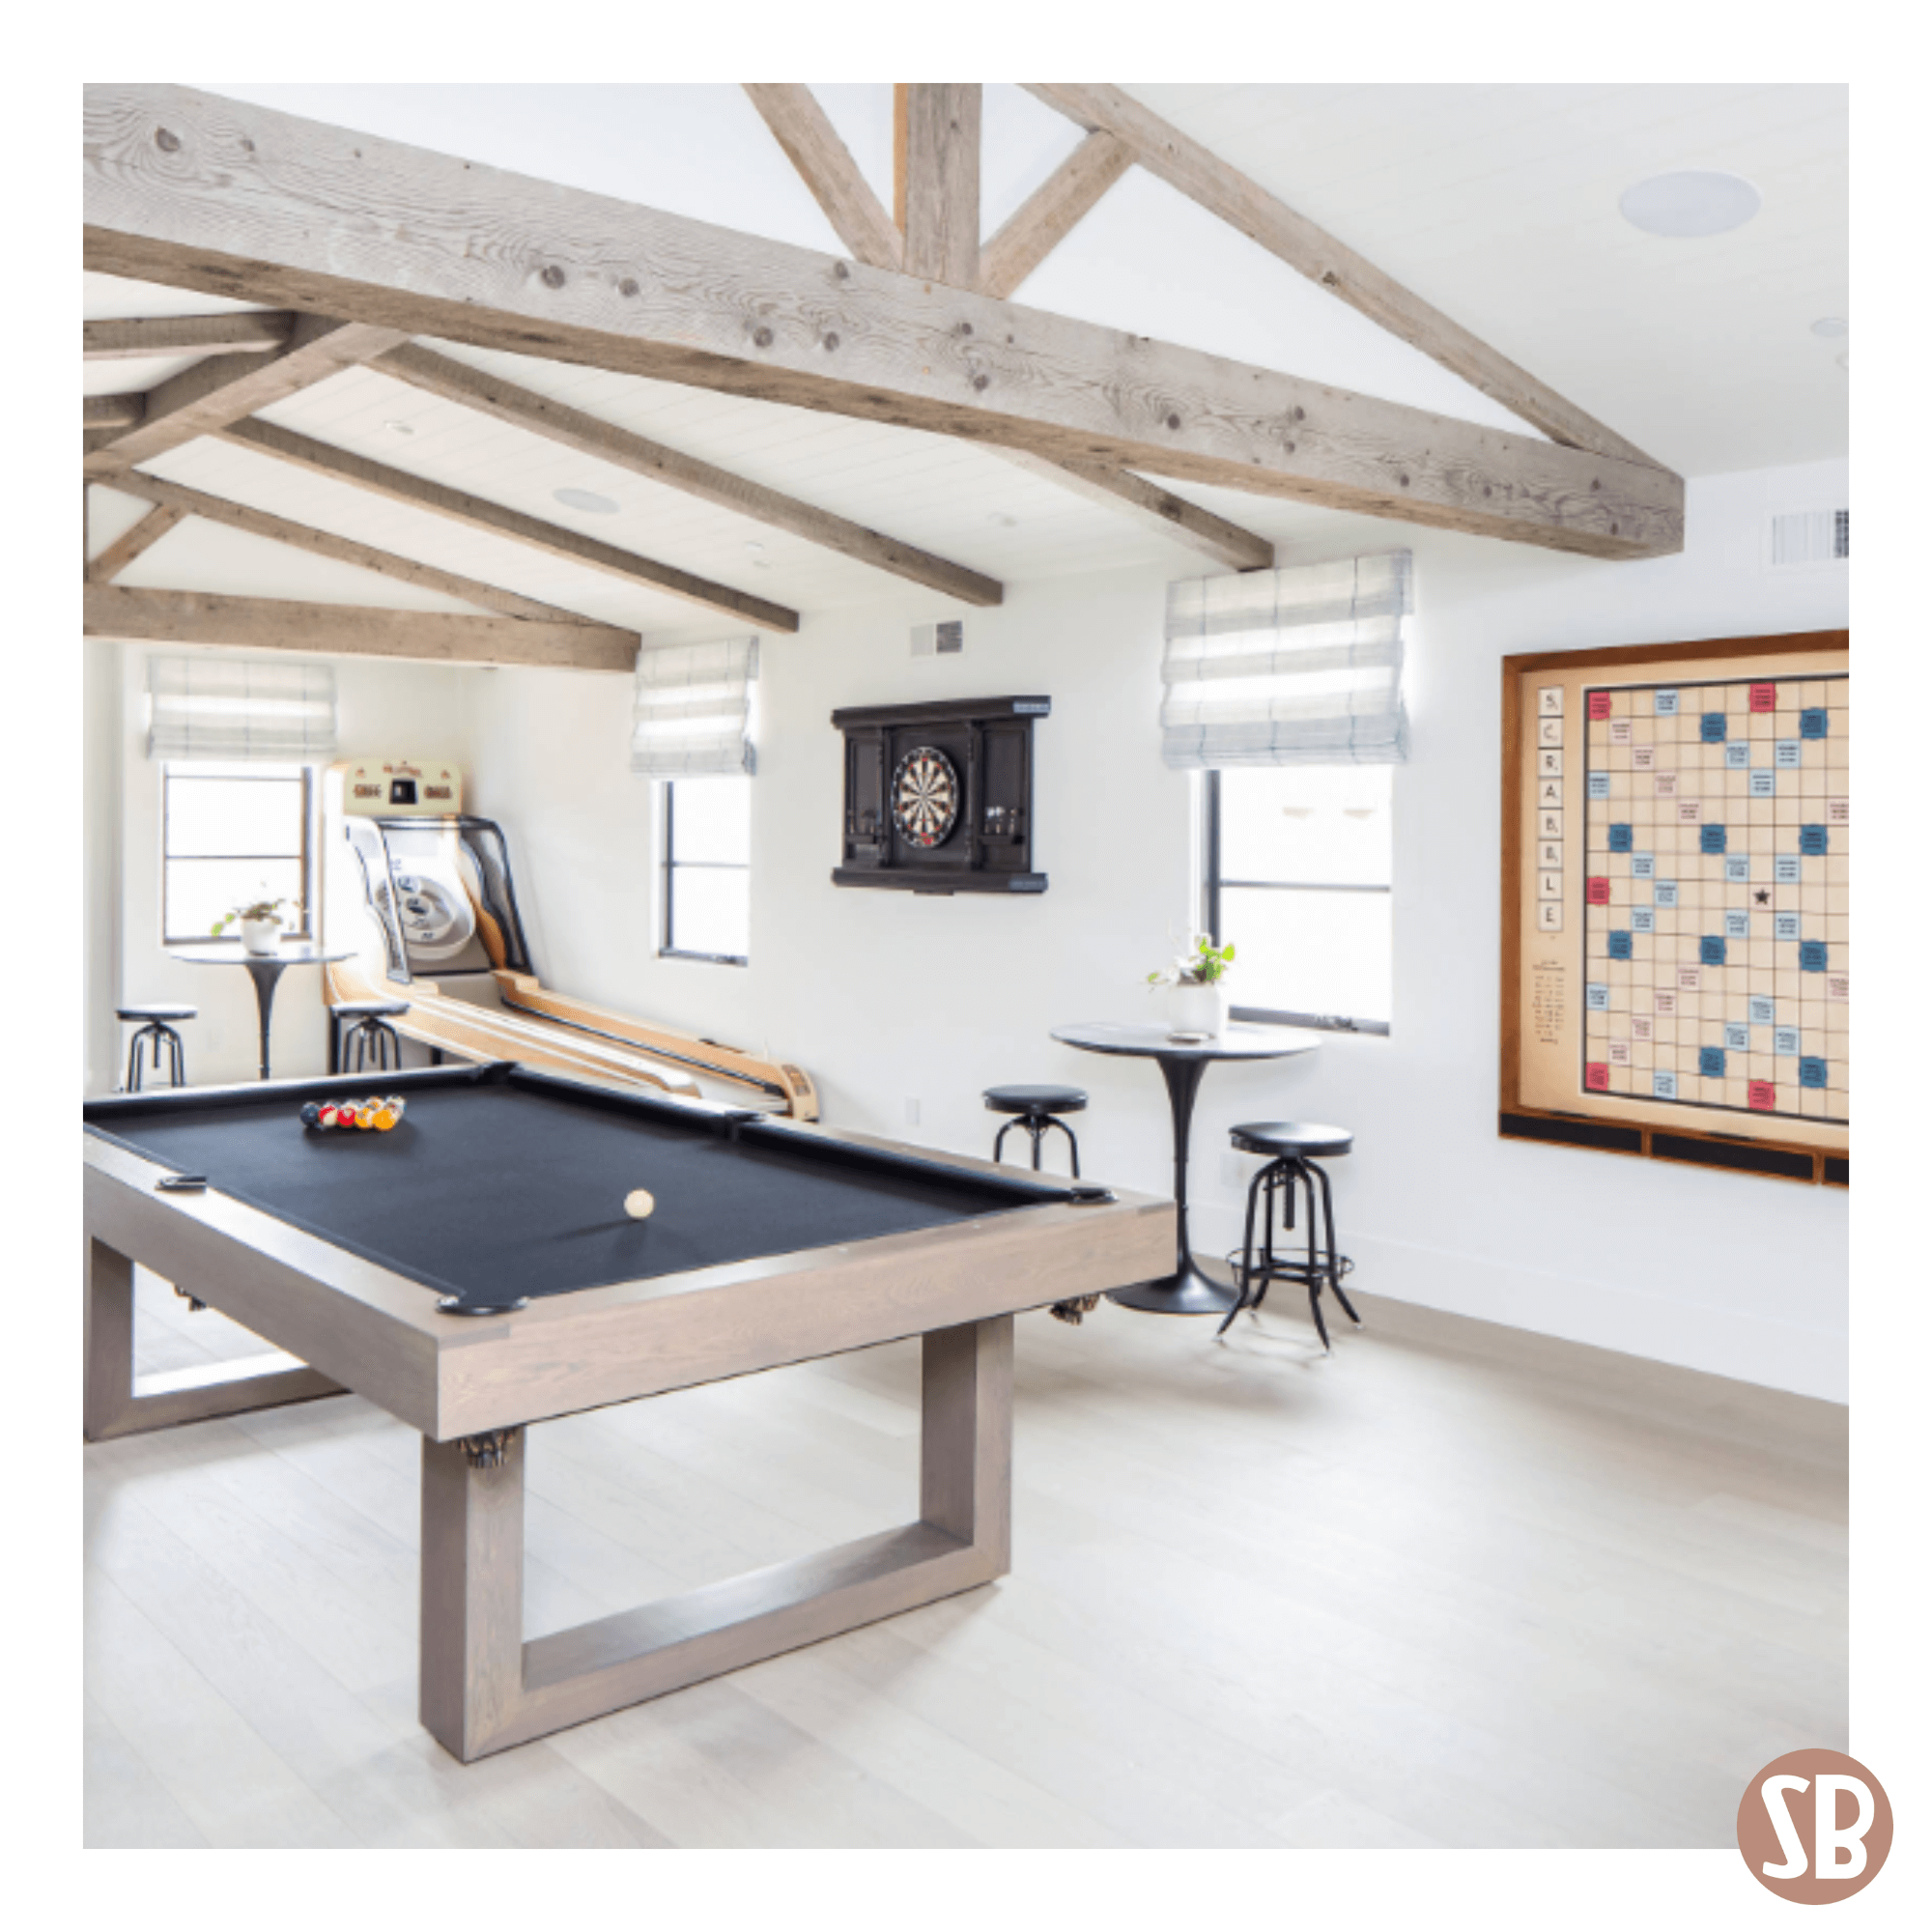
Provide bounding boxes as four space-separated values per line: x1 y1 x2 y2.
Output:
1581 673 1848 1124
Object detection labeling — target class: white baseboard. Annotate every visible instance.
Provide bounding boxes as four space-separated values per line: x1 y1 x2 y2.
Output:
1189 1206 1847 1405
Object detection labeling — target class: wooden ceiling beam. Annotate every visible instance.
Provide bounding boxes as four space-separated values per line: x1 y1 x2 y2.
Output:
84 311 296 360
85 503 187 582
980 130 1131 299
82 313 411 480
373 342 1003 606
84 393 144 429
895 85 982 288
993 449 1273 572
1023 83 1661 470
91 472 618 627
743 85 903 272
84 584 639 671
215 417 803 632
82 85 1684 560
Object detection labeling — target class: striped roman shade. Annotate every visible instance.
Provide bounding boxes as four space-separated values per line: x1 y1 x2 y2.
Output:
1160 551 1413 768
631 637 760 779
146 654 337 763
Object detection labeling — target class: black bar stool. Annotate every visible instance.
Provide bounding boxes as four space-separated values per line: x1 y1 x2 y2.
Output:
1222 1122 1362 1349
983 1084 1086 1177
330 1001 410 1075
117 1005 195 1093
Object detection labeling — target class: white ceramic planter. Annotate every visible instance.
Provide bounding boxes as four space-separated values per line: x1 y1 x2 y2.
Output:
1169 980 1228 1037
239 918 284 956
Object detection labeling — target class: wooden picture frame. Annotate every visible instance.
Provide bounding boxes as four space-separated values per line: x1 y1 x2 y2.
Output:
1500 630 1850 1185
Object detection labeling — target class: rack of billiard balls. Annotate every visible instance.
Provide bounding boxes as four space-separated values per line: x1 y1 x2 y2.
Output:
301 1094 408 1132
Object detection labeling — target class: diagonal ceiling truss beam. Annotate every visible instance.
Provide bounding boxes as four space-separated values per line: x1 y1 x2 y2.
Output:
1022 83 1661 469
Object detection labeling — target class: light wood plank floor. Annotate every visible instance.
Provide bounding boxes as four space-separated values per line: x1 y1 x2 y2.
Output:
84 1269 1847 1848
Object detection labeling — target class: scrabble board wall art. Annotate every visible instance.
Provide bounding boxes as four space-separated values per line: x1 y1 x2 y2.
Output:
1500 631 1849 1185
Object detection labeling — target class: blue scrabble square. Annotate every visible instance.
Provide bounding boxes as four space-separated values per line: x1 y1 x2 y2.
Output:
1655 690 1680 716
1799 824 1829 856
1775 855 1803 884
1723 909 1749 939
1724 1023 1750 1052
1799 1057 1829 1089
1699 1046 1726 1079
1607 930 1633 960
1725 741 1751 769
1799 941 1829 973
1749 995 1776 1026
1699 824 1728 854
1586 982 1610 1010
1608 823 1634 853
1632 853 1655 879
1800 708 1829 739
1588 772 1611 801
1724 855 1750 883
1700 934 1727 966
1631 907 1656 933
1653 1070 1679 1099
1700 711 1728 743
1775 911 1802 942
1776 740 1803 768
1749 770 1776 798
1654 880 1679 907
1774 1027 1801 1056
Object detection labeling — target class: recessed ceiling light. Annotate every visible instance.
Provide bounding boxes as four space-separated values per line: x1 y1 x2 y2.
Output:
1619 170 1761 239
553 487 619 515
383 419 416 437
1810 317 1849 339
744 540 766 554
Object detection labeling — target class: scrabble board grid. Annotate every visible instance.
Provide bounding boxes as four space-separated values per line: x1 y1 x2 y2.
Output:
1501 631 1849 1179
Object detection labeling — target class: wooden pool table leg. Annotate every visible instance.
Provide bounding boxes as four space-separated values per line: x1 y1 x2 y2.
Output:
415 1315 1015 1762
82 1236 344 1442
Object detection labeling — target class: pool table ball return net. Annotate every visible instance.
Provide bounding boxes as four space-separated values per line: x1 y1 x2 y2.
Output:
83 1063 1169 1762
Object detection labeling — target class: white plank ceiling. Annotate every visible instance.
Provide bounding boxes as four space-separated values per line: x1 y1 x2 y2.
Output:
85 84 1848 648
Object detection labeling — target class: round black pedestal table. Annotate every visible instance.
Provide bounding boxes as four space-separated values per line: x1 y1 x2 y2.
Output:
169 945 354 1081
1049 1020 1321 1317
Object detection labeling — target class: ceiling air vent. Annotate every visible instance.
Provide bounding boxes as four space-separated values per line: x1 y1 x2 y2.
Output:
1767 506 1849 571
911 620 965 657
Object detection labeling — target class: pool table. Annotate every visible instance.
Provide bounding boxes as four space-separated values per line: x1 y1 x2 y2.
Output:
84 1063 1169 1761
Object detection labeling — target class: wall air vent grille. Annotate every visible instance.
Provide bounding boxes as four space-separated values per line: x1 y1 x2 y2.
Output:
1769 507 1849 570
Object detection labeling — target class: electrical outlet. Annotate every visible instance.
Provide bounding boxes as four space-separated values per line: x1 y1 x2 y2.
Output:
904 1097 922 1126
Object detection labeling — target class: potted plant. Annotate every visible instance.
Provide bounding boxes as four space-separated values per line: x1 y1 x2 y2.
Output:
212 895 300 956
1148 931 1236 1037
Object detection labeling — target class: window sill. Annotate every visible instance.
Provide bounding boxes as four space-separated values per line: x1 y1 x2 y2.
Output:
1232 1006 1390 1039
659 949 748 969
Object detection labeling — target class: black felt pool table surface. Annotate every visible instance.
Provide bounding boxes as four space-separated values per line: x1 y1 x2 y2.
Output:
86 1067 1069 1309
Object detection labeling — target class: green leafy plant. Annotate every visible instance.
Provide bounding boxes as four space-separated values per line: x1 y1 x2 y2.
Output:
211 895 300 936
1147 931 1236 989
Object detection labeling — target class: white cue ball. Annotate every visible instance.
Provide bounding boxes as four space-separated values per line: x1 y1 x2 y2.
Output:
624 1189 656 1221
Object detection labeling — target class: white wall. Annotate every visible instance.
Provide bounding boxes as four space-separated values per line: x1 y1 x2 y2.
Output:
102 645 477 1091
465 458 1851 1401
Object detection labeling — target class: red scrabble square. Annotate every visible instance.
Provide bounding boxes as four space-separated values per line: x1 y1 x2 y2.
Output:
1748 683 1776 713
1587 691 1613 720
1585 1063 1609 1093
1586 876 1610 905
1748 1081 1776 1112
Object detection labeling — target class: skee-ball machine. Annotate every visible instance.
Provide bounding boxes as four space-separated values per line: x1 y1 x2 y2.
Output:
321 758 817 1117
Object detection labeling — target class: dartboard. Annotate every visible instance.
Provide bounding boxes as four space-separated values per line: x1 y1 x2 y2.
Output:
891 746 961 849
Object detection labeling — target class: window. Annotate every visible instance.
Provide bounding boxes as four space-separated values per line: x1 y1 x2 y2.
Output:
1203 764 1392 1034
162 761 314 944
662 779 750 965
